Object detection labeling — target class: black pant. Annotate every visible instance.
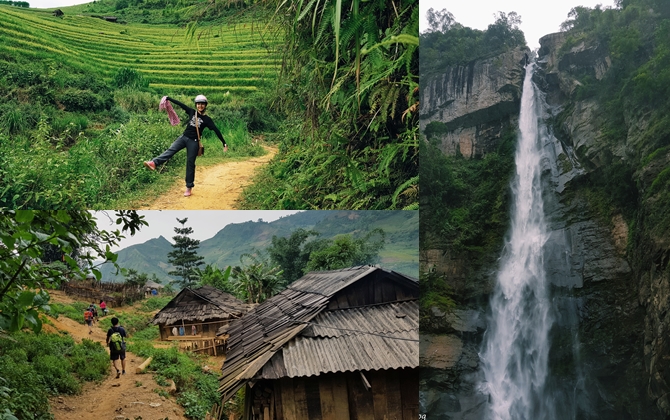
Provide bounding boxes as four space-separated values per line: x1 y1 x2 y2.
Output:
152 135 199 188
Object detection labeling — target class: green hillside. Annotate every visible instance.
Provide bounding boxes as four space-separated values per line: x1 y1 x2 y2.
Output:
0 3 279 209
0 6 277 95
99 210 419 282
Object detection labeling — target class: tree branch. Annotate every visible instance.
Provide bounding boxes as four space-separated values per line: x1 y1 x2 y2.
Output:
0 258 28 301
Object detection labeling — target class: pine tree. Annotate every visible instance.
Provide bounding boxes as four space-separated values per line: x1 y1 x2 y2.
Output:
167 218 204 288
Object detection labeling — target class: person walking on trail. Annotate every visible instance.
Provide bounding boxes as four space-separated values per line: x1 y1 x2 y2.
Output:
84 308 93 334
89 302 98 322
100 299 108 316
106 317 127 379
143 95 228 197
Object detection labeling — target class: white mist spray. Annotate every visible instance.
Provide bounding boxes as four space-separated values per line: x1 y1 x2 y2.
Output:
480 63 554 420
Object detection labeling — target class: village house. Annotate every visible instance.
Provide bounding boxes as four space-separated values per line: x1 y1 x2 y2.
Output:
152 285 249 355
217 266 419 420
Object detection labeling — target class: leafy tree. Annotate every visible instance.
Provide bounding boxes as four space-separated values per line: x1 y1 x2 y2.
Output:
425 8 455 33
197 264 233 294
167 218 204 289
0 210 146 333
420 10 526 78
267 229 330 284
305 229 386 272
123 269 153 287
231 252 283 304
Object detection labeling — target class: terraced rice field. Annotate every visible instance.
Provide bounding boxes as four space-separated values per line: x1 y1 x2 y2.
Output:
0 6 280 95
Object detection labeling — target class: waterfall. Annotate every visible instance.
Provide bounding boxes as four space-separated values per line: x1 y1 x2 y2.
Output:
480 63 555 420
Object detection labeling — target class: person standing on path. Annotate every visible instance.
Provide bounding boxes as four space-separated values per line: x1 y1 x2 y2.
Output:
99 299 108 316
84 308 93 334
143 95 228 197
106 317 127 379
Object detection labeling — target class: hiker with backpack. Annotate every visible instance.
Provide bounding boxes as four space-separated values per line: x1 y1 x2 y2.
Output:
143 95 228 197
89 302 98 322
100 299 108 316
84 308 93 334
106 317 127 378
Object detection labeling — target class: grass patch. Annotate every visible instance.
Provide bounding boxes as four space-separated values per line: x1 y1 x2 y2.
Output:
50 301 91 324
139 296 173 312
0 332 108 419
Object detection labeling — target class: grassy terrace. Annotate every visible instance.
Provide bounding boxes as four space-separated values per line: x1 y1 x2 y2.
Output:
0 5 280 95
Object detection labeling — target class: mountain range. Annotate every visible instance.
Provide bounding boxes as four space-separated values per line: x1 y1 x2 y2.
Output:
99 211 419 282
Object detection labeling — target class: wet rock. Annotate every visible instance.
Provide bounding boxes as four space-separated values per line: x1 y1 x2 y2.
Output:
420 334 462 369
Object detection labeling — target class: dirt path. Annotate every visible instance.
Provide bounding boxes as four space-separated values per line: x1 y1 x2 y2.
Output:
140 145 276 210
46 291 189 420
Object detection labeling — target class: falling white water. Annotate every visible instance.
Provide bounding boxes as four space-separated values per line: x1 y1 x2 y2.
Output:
480 63 554 420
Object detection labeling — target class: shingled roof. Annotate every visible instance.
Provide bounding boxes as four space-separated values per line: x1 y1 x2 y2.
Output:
151 285 248 325
217 266 418 401
258 300 419 379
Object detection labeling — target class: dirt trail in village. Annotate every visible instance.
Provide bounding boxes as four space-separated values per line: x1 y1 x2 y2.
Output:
139 145 277 210
45 291 221 420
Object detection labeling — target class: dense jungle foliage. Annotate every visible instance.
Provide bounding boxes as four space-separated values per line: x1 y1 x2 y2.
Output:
553 0 670 242
419 129 516 254
238 0 419 209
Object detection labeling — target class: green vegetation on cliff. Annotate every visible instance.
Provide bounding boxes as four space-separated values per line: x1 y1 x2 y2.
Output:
420 128 515 254
420 9 526 79
555 0 670 238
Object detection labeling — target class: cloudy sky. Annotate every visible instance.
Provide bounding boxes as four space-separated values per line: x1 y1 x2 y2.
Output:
93 210 300 252
419 0 617 49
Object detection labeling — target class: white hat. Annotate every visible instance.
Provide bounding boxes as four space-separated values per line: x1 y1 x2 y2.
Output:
194 94 208 104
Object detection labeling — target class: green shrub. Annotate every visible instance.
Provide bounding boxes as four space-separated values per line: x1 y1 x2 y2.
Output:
112 68 149 90
0 103 25 134
114 88 156 113
69 339 109 381
99 312 152 335
140 296 172 311
57 88 111 112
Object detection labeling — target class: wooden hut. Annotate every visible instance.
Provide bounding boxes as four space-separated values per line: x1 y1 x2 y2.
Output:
152 285 249 355
144 280 164 297
217 266 419 420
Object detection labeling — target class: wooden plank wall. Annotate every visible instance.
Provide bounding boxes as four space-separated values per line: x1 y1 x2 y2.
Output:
327 275 418 310
248 369 418 420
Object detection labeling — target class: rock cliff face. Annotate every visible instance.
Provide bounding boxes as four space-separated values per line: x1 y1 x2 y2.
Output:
420 47 529 158
421 34 670 419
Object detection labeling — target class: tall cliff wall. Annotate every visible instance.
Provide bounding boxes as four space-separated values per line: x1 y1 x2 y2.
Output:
420 47 529 158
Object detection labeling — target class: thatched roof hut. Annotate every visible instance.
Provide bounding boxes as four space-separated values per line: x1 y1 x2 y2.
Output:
217 266 419 420
152 285 249 342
